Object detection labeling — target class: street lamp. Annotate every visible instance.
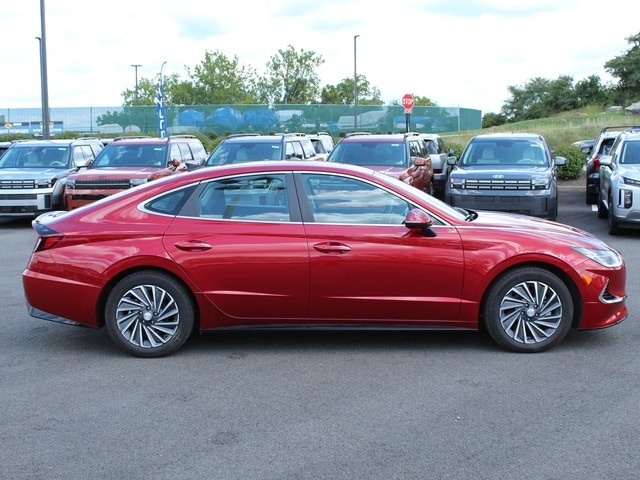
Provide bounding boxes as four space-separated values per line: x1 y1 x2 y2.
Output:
353 34 359 132
38 0 51 139
131 64 142 105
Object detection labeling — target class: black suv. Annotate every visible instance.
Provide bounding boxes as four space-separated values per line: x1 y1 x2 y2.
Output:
205 133 317 166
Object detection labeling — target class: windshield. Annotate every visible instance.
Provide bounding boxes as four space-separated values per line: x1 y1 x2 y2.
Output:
620 140 640 164
206 141 282 166
329 141 406 167
459 139 549 167
92 144 167 168
0 146 70 169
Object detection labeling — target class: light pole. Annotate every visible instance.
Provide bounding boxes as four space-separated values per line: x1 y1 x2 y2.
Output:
353 34 359 132
39 0 51 139
131 64 142 105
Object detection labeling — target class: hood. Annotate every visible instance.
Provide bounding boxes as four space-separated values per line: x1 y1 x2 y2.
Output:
365 165 406 177
471 209 607 247
0 168 70 180
73 166 161 179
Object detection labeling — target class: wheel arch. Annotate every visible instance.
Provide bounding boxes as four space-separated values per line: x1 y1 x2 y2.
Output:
479 261 583 330
94 266 201 330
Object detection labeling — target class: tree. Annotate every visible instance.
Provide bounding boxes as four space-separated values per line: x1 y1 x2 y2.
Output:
320 75 382 105
257 45 325 104
575 75 608 107
605 32 640 105
501 76 579 122
183 50 259 104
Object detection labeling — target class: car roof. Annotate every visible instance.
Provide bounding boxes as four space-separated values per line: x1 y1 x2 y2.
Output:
471 132 544 141
7 139 100 147
340 133 407 142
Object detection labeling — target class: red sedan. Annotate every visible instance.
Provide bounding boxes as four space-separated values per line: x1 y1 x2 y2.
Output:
23 161 627 357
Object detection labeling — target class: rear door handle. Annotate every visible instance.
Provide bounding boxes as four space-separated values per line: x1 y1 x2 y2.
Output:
174 241 213 252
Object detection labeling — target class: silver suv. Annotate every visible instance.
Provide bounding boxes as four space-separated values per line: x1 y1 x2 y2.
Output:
0 138 103 217
445 133 565 220
205 133 317 166
418 133 455 199
597 128 640 234
583 125 640 205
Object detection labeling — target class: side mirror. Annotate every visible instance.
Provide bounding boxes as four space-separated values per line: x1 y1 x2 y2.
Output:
446 156 457 165
581 146 593 155
599 155 612 167
413 157 426 167
171 158 181 167
554 156 566 166
404 208 437 237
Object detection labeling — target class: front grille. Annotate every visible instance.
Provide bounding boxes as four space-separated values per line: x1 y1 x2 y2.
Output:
0 205 38 214
0 179 36 189
0 194 37 200
464 179 533 190
74 179 130 189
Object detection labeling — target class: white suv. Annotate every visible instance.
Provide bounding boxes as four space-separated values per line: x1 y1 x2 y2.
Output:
418 133 455 199
597 128 640 234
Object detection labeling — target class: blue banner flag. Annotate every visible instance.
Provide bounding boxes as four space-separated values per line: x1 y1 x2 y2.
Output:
156 79 167 138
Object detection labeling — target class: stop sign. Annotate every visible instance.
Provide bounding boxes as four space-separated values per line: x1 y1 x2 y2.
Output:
402 93 414 113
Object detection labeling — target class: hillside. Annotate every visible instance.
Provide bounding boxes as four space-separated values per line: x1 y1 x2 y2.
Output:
442 108 640 150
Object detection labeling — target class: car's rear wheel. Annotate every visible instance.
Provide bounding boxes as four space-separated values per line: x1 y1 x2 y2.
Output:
483 267 573 353
105 271 195 357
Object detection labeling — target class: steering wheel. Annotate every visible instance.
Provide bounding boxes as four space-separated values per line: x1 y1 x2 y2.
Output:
518 158 536 165
49 161 65 167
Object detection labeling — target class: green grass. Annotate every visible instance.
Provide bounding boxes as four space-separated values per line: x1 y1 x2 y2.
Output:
442 109 640 150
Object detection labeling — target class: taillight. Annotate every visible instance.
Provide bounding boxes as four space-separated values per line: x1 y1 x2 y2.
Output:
34 235 64 252
593 156 601 170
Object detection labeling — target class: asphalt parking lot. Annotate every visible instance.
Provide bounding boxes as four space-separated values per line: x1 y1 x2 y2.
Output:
1 185 639 480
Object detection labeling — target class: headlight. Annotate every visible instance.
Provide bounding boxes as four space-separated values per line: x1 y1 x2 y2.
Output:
621 176 640 186
36 178 54 188
450 177 465 188
532 177 550 190
572 246 623 268
129 178 148 187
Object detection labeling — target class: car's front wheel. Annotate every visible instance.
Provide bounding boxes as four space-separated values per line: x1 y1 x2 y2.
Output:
105 271 195 357
607 193 622 235
483 267 573 353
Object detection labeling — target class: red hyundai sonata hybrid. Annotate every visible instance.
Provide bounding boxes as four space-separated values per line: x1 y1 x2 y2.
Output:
22 161 627 357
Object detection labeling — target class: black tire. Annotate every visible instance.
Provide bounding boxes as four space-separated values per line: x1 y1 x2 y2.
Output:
607 194 622 235
105 271 195 357
597 194 607 219
483 267 573 353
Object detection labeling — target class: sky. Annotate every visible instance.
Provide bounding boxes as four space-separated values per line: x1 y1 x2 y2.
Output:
2 0 639 115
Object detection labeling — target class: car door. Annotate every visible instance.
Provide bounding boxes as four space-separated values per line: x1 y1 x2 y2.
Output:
163 172 310 324
296 172 465 326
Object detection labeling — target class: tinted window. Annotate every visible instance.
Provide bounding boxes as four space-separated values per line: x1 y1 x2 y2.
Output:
198 174 290 222
300 173 410 225
145 185 196 215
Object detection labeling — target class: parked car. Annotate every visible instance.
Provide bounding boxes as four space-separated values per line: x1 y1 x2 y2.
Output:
583 126 640 205
64 135 207 210
445 133 565 220
0 141 12 159
597 128 640 234
308 132 334 161
23 161 626 357
418 133 456 199
0 138 103 217
327 132 434 195
205 133 318 166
